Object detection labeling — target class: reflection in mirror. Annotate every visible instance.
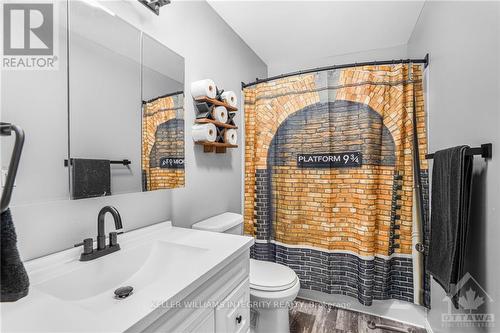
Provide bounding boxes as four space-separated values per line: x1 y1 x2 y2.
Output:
69 0 142 199
67 2 185 199
141 34 185 190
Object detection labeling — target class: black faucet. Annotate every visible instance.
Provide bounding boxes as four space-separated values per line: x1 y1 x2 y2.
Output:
74 206 124 261
97 206 123 250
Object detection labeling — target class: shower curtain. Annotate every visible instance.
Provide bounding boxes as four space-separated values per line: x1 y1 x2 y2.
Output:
142 92 185 190
244 64 430 306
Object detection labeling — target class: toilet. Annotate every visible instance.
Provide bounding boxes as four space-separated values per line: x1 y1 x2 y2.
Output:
192 212 300 333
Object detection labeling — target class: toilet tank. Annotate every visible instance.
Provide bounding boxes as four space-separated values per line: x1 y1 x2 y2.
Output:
192 212 243 235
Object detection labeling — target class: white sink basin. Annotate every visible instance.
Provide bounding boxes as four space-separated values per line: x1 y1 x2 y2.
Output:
1 221 254 332
36 241 208 302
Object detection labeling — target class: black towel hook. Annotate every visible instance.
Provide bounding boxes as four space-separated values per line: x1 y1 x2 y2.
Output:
0 123 25 214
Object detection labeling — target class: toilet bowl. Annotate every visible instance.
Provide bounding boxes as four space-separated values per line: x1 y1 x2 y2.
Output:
249 259 300 333
192 213 300 333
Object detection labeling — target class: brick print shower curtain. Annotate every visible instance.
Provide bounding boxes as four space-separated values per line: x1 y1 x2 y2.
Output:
142 92 185 190
244 64 430 306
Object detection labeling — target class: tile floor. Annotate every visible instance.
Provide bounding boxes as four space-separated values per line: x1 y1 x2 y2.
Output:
290 298 427 333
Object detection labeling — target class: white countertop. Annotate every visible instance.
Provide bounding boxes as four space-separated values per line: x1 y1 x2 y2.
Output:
0 222 253 332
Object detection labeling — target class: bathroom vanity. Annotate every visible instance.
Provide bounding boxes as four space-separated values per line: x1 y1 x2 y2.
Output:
1 223 253 332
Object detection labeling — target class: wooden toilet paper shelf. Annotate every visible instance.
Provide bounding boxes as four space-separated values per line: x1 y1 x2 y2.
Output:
193 90 239 153
195 118 238 129
195 141 238 153
195 97 238 111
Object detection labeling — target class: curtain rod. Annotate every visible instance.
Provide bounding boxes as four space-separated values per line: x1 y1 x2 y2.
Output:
142 90 184 104
241 54 429 89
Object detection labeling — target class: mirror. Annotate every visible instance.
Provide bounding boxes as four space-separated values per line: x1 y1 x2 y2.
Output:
68 1 185 199
141 34 185 191
1 0 185 205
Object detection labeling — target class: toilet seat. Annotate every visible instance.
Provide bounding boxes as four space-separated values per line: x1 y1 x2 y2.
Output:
249 259 298 292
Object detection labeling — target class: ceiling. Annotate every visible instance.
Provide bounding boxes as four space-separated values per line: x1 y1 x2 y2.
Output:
208 1 425 67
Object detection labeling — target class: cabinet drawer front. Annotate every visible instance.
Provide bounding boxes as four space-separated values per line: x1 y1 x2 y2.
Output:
215 278 250 333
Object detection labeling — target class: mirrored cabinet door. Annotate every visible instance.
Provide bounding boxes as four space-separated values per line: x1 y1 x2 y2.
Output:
68 0 142 199
141 34 185 191
2 0 187 203
67 2 185 199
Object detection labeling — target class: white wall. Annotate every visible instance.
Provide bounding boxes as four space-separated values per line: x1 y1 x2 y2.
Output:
407 2 500 332
7 0 266 261
267 44 408 76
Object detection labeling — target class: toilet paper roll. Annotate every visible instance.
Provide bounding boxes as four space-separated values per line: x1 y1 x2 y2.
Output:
223 129 237 145
221 91 237 107
190 79 216 99
213 106 228 123
192 123 217 142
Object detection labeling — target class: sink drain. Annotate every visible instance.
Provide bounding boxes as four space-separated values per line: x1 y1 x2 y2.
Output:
114 286 133 299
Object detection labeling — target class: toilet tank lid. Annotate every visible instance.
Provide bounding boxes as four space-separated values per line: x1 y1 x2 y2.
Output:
192 212 243 232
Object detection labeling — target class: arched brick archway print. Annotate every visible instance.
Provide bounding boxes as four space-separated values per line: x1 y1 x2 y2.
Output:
263 100 398 255
142 93 185 190
244 65 429 306
149 118 185 168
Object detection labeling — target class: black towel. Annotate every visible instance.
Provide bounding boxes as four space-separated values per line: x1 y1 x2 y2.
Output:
71 158 111 200
1 209 29 302
426 146 473 301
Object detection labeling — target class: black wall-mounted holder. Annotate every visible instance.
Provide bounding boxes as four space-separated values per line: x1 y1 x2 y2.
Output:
64 159 131 167
0 122 25 214
137 0 170 15
425 143 493 160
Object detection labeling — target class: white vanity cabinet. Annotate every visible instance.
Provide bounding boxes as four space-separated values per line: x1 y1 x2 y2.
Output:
215 279 250 333
1 223 254 333
138 251 250 333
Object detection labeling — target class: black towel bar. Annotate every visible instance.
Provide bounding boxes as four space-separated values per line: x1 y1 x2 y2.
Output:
64 159 131 167
425 143 492 159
